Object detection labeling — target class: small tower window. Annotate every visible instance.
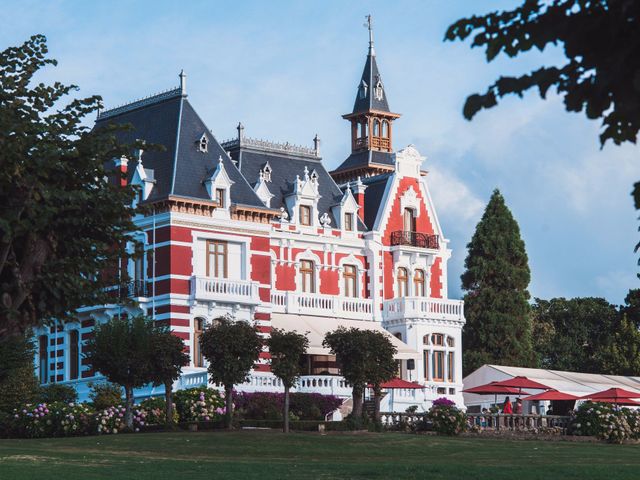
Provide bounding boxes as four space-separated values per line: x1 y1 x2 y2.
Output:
299 205 311 226
373 119 380 137
382 120 389 138
261 163 272 182
198 134 209 153
215 188 225 208
374 79 383 101
358 80 368 99
344 212 354 231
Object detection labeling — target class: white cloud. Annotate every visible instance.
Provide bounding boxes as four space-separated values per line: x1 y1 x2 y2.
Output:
426 164 484 226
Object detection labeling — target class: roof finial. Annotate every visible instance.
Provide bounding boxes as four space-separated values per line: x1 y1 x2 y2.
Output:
313 133 321 156
365 14 375 56
179 69 187 95
237 122 245 143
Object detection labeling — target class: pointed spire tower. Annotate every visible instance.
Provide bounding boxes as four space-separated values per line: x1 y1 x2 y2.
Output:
331 15 401 184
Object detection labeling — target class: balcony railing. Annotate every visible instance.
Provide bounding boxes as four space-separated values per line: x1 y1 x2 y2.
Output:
390 231 439 249
382 297 464 323
271 291 374 320
119 280 148 298
192 276 261 305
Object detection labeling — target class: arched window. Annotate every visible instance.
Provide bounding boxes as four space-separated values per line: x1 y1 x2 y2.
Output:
343 264 357 298
360 121 368 138
446 336 455 347
39 335 48 384
432 333 445 346
422 335 430 345
397 267 408 297
373 119 380 137
414 269 426 297
194 318 205 368
382 120 389 138
69 330 79 380
300 260 315 293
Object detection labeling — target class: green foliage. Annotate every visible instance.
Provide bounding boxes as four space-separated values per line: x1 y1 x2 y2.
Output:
148 327 189 388
39 383 77 405
173 387 225 423
570 401 640 444
9 402 94 438
461 190 533 374
0 335 34 383
531 297 639 375
200 318 263 389
445 1 640 147
139 397 179 425
0 334 38 413
267 328 308 389
0 35 144 338
427 403 467 436
88 382 123 410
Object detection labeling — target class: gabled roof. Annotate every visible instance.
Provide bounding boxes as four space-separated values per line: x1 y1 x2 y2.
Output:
362 173 392 230
229 143 367 231
95 91 267 209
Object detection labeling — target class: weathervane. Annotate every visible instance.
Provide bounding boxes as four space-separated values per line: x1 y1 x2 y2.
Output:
364 14 375 55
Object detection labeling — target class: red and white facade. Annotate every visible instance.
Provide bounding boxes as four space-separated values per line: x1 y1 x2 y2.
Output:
33 32 465 412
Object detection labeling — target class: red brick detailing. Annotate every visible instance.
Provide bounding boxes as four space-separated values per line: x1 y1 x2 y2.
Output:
173 331 190 340
170 318 190 327
256 325 272 334
259 288 270 303
251 256 270 284
254 312 270 321
275 264 295 290
81 332 94 341
355 192 365 221
254 363 270 372
81 370 94 379
430 257 443 298
81 319 95 329
382 177 435 245
250 236 270 251
320 269 339 295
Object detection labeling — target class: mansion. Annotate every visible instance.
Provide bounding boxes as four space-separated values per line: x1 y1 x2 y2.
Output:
34 29 465 412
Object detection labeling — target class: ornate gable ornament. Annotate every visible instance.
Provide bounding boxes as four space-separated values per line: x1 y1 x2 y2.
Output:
400 185 421 218
395 144 425 178
130 148 155 203
253 172 275 208
204 156 235 201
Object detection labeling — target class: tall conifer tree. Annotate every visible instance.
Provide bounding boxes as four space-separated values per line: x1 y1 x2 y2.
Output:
461 189 533 375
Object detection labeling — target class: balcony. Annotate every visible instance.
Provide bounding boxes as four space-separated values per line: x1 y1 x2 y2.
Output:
382 297 464 324
118 280 148 298
271 291 374 320
390 231 439 250
192 276 261 305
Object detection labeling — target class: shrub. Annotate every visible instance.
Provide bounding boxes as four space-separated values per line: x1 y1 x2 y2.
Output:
9 402 94 438
569 401 640 443
88 382 123 410
95 405 147 434
139 397 178 425
173 388 225 423
569 401 615 437
426 398 466 435
0 364 39 414
39 384 78 404
234 392 342 421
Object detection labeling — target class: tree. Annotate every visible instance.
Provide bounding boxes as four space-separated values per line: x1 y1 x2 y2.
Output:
445 0 640 147
200 317 263 429
148 327 189 428
267 328 309 433
362 330 397 424
84 314 155 429
0 334 38 413
0 332 34 383
0 35 142 340
461 189 534 375
532 296 622 373
600 314 640 376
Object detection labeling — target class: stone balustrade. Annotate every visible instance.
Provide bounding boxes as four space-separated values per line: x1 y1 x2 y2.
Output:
382 297 464 323
191 276 261 305
271 291 374 320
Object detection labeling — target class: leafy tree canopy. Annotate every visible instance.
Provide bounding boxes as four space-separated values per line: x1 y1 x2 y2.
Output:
462 189 534 375
445 0 640 146
268 328 309 390
0 35 143 339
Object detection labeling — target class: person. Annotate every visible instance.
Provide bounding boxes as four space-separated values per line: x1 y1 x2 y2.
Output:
502 396 513 414
480 407 488 429
515 398 523 414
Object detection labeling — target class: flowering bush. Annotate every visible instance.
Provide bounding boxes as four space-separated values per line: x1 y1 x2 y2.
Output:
173 388 225 423
426 398 466 435
234 392 342 421
569 401 640 443
139 397 178 425
569 401 613 437
10 402 94 438
95 405 147 434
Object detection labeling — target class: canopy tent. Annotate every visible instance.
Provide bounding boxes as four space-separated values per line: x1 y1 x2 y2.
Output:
271 313 418 360
523 390 579 402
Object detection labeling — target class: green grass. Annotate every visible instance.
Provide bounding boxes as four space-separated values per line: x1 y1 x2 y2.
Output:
0 430 639 479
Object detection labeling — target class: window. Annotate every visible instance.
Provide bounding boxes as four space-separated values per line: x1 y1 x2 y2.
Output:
299 205 311 226
414 269 425 297
300 260 315 293
343 264 357 298
206 240 227 278
446 336 455 347
433 350 444 381
422 335 429 345
432 333 444 346
344 212 354 231
39 335 48 384
394 332 403 341
374 80 383 101
447 351 455 382
403 208 416 232
198 134 208 152
397 267 408 297
423 350 429 381
373 119 380 136
69 330 79 380
215 188 225 208
194 318 205 368
360 121 368 138
382 120 389 138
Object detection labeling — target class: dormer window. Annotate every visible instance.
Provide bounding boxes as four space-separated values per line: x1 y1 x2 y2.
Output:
344 212 354 231
374 79 383 101
310 170 319 183
215 188 225 208
262 163 272 182
358 80 368 99
198 134 209 153
299 205 311 226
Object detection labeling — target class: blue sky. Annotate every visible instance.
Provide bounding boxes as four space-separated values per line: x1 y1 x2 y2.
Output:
2 0 639 304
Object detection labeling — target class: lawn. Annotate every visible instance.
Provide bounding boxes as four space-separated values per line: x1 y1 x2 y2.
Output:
0 430 639 480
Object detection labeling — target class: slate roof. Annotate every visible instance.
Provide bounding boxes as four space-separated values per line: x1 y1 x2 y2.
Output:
229 145 367 231
362 173 392 230
352 51 390 114
334 150 395 174
95 91 267 209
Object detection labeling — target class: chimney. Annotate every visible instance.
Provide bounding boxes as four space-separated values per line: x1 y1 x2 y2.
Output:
353 176 367 222
114 155 128 187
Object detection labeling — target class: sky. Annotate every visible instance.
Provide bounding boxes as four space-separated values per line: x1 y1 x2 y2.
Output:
2 0 639 305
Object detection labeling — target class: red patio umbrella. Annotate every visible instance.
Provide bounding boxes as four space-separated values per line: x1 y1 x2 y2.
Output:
580 387 640 405
377 378 423 389
491 376 551 392
592 398 640 406
463 382 530 408
523 389 578 402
